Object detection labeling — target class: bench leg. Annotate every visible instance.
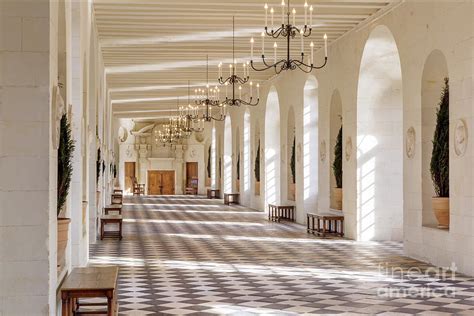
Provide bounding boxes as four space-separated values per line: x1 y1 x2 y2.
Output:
107 297 113 316
101 222 104 240
119 221 123 240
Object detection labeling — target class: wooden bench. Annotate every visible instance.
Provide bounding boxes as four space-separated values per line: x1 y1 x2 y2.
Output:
104 204 122 215
307 213 344 237
111 194 123 205
268 204 295 222
185 187 198 195
100 215 123 240
207 188 220 199
224 193 240 205
61 266 119 316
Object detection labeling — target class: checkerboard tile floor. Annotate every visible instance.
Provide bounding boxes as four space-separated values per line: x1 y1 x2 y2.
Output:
90 195 474 315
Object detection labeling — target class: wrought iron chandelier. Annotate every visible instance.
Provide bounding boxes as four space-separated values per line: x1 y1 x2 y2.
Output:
250 0 327 74
218 17 260 107
155 114 184 146
179 84 204 136
195 55 226 122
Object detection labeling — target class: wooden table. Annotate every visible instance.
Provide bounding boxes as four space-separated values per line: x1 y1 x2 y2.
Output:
100 215 123 240
207 188 221 199
104 204 122 215
185 187 198 195
224 193 240 205
61 266 119 316
268 204 295 222
307 212 344 237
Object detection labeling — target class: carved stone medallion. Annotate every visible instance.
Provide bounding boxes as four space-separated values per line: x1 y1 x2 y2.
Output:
345 137 352 161
454 119 468 157
406 126 416 159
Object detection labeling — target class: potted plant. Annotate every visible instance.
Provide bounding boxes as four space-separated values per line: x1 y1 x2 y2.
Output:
430 78 450 228
206 145 211 186
57 113 74 269
289 135 296 200
332 125 343 210
254 140 261 195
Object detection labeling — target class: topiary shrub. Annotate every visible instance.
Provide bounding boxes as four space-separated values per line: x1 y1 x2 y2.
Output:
332 125 343 188
57 114 75 216
430 78 449 197
96 148 101 184
290 136 295 184
237 153 240 180
254 140 260 182
207 145 211 178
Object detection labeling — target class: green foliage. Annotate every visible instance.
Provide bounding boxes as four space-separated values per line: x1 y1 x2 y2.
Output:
254 140 260 182
96 148 101 184
219 156 222 179
290 136 295 184
57 114 75 216
207 145 211 178
237 153 240 180
332 125 343 188
430 78 449 197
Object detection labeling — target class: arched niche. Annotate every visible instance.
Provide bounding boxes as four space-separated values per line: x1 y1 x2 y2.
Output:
421 50 449 228
265 86 281 206
329 89 342 209
243 110 251 194
223 116 233 193
287 106 296 201
357 25 403 241
303 76 319 211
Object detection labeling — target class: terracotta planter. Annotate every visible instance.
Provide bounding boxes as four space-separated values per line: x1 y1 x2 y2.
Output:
57 217 71 268
289 182 295 201
332 188 343 211
432 197 450 228
255 181 260 196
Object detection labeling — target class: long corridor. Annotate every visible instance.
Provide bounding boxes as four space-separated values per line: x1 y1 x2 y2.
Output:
90 196 474 315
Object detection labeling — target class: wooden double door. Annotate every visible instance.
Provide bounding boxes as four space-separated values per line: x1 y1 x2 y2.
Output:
148 170 175 195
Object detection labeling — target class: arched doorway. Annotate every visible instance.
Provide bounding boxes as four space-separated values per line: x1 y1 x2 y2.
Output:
243 110 251 200
421 50 449 227
211 126 217 188
223 116 233 194
357 25 403 241
265 86 281 206
303 76 319 212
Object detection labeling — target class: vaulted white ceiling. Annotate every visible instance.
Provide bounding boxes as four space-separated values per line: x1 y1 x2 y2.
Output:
92 0 398 119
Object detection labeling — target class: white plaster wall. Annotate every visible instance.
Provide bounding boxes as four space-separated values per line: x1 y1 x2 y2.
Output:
220 1 473 275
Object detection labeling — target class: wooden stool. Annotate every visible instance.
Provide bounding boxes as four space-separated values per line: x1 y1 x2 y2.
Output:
207 188 220 199
224 193 240 205
268 204 295 222
100 215 123 240
307 212 344 237
111 194 122 205
104 205 122 215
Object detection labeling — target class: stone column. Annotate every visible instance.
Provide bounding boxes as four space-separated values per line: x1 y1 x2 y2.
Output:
0 0 57 313
69 0 88 267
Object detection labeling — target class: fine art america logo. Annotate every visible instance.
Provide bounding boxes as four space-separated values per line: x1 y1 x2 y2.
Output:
376 262 458 298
